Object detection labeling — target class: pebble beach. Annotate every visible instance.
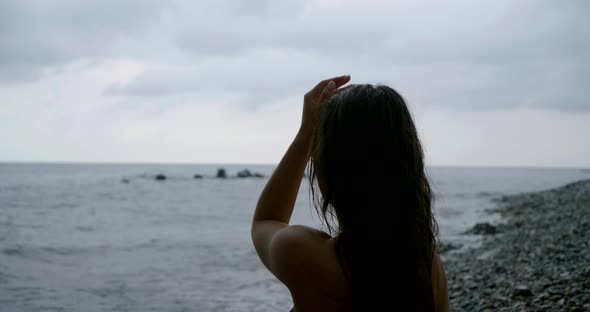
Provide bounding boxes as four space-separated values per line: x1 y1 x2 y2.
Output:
443 179 590 311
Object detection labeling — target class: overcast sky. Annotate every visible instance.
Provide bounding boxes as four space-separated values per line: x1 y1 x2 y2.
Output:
1 0 588 167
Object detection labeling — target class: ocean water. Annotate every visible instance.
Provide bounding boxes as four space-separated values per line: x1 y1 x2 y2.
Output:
1 163 589 311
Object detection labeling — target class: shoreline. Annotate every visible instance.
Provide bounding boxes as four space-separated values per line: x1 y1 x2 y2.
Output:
441 179 590 311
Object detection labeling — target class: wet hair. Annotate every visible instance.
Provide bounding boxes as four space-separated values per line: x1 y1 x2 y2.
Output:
308 84 438 311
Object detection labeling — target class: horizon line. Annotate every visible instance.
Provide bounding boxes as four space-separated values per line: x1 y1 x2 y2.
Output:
0 160 588 170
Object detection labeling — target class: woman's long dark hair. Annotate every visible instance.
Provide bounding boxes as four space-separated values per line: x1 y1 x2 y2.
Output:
308 84 438 311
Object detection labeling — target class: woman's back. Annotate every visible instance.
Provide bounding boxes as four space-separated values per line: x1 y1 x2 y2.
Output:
308 83 441 310
273 225 448 312
251 76 449 312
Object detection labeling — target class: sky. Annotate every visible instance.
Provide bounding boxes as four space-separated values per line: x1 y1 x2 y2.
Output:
1 0 588 167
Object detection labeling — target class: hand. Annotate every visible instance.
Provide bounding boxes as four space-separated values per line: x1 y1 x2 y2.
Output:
300 75 351 136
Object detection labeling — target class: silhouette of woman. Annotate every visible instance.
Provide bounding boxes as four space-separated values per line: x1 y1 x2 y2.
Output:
251 75 449 311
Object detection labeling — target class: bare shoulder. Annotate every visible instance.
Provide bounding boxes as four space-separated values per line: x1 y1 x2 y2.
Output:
269 225 332 272
432 252 450 312
275 224 332 241
269 225 348 295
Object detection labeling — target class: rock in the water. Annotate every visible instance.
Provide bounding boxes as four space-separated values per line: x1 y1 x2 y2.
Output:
465 222 497 235
155 174 167 181
253 172 265 178
512 285 533 297
216 168 227 178
237 169 252 178
121 178 130 184
193 174 203 179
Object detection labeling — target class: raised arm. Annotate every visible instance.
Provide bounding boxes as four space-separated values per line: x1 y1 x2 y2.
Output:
251 75 351 271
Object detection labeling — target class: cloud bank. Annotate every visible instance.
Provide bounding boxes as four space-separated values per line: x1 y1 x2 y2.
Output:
1 1 588 165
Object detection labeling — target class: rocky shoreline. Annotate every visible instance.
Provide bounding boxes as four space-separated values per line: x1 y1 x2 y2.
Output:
442 179 590 311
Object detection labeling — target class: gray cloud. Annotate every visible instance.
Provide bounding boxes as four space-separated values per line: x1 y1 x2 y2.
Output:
105 1 589 112
1 0 588 112
2 0 590 165
174 1 589 65
102 51 316 110
0 1 164 83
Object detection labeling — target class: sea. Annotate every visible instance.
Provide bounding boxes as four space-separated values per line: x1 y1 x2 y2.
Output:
1 163 589 312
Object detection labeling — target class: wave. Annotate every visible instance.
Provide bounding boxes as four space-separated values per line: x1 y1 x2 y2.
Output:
476 191 503 198
74 225 95 232
0 269 19 283
1 245 88 258
1 239 165 260
444 191 504 199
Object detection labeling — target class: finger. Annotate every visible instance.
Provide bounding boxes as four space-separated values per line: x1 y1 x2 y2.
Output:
311 75 350 93
324 75 350 89
318 80 336 103
331 75 351 89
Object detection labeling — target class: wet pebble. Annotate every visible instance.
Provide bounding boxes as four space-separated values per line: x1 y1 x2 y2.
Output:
443 179 590 311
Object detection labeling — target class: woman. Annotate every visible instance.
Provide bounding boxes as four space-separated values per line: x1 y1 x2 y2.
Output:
251 75 449 311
